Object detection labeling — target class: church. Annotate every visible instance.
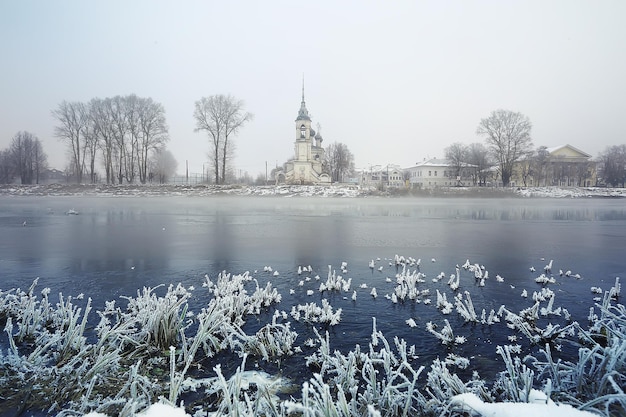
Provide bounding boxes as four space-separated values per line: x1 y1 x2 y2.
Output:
280 85 331 185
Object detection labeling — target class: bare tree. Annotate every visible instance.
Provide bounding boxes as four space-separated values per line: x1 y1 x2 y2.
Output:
598 145 626 187
531 146 551 186
89 98 116 183
108 95 130 184
9 131 48 184
444 142 468 184
85 95 168 184
81 107 100 184
476 109 533 187
9 132 30 184
150 148 178 184
221 97 252 184
123 94 142 183
137 97 169 183
0 149 13 184
193 95 252 184
574 160 594 187
466 143 492 186
32 136 48 184
325 142 354 183
194 96 222 184
52 101 88 183
518 150 534 187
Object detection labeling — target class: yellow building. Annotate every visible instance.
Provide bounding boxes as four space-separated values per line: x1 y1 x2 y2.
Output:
514 144 596 187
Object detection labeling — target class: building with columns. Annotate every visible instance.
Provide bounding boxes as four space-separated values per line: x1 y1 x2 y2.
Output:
280 85 331 184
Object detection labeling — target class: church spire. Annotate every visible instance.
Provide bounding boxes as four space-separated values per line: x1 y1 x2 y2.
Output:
296 75 311 121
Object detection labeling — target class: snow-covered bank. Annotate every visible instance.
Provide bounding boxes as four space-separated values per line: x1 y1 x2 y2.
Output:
1 183 625 198
0 183 365 197
516 186 626 198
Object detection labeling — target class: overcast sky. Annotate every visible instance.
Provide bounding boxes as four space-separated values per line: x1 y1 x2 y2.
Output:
2 0 625 177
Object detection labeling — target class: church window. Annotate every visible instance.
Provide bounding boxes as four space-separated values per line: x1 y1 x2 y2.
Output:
300 125 306 138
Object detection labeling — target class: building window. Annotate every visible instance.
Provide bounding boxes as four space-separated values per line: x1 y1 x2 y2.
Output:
300 124 306 138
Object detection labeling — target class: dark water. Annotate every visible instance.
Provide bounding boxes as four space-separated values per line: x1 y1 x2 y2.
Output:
2 195 626 381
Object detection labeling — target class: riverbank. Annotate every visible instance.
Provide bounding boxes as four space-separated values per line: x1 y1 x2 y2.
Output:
1 183 625 198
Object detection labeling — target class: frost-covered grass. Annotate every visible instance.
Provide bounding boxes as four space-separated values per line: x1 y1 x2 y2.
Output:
1 261 625 417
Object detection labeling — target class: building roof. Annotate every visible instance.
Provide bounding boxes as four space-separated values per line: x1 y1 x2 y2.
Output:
545 144 591 158
411 158 450 168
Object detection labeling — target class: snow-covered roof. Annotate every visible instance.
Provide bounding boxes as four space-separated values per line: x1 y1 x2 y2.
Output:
545 144 591 158
410 158 450 168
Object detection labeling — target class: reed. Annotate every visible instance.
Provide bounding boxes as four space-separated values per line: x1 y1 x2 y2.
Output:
1 262 625 416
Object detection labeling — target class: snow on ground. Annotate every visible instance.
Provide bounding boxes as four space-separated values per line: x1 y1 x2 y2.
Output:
1 183 625 198
83 403 189 417
516 186 626 198
449 390 598 417
81 392 600 417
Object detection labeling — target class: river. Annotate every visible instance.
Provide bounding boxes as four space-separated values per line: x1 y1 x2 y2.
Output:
1 195 625 386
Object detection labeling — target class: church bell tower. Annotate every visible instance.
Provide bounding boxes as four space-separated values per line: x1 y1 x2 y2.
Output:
295 78 312 161
281 78 330 184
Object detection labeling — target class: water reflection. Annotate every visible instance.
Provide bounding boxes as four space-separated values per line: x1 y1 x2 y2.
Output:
2 195 626 302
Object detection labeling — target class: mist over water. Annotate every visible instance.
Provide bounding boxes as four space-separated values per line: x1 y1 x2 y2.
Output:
2 195 626 381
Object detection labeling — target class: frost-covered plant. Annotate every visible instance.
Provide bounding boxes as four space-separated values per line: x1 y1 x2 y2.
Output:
493 344 535 402
609 276 621 300
300 319 427 417
528 301 626 415
444 353 470 370
290 299 342 325
426 320 459 345
0 280 56 344
116 283 192 351
202 355 283 417
0 273 285 414
454 291 478 322
436 290 454 314
204 271 282 319
540 292 562 317
3 263 625 416
54 293 92 361
535 273 556 285
320 265 351 293
394 266 426 301
426 358 471 406
244 322 298 361
480 308 500 325
498 304 576 345
284 372 355 417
